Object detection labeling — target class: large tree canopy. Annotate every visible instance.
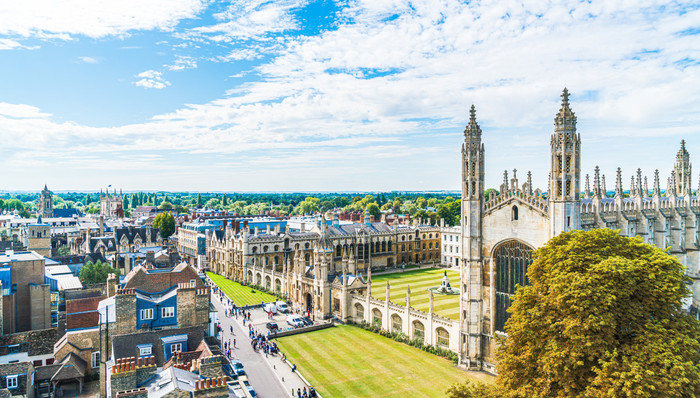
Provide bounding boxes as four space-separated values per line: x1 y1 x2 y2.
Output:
153 211 176 239
79 260 120 285
497 229 700 398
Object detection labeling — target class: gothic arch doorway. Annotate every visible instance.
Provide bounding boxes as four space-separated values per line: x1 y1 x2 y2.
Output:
305 293 313 312
493 240 534 333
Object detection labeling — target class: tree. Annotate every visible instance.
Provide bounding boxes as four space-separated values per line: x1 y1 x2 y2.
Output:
196 193 203 208
319 200 335 212
484 188 499 201
56 244 70 256
159 201 174 210
79 260 120 284
366 203 381 220
333 196 350 208
153 212 176 239
497 229 700 398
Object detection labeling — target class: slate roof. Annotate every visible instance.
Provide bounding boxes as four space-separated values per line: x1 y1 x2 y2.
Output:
88 236 116 253
0 362 29 376
111 326 205 366
122 263 204 293
0 328 57 356
34 364 62 381
115 227 160 245
144 366 198 398
53 208 81 218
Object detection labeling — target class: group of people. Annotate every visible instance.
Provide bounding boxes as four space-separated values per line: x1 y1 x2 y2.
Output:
248 326 279 355
294 386 317 398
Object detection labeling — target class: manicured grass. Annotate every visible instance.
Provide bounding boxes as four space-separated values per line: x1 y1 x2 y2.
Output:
277 325 490 398
371 268 460 320
206 272 278 307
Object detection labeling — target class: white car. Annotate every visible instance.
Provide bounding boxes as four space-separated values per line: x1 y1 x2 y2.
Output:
263 303 277 314
275 301 290 313
286 314 304 327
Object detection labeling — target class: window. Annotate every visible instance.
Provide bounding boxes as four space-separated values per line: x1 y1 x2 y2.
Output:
92 351 100 368
6 376 17 389
140 308 154 320
139 346 152 356
171 343 182 354
162 307 175 318
512 205 519 221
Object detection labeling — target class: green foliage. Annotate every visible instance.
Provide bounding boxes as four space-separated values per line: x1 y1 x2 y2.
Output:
484 188 499 200
366 203 381 220
79 260 120 284
294 197 320 215
159 201 174 210
497 229 700 398
153 212 175 239
56 244 70 256
446 380 501 398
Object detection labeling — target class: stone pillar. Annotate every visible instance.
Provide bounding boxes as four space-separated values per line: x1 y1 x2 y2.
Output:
427 291 434 346
384 281 390 331
405 286 411 336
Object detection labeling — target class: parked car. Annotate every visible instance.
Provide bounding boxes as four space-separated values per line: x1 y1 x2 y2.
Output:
286 314 304 327
301 317 313 326
230 360 245 376
263 303 277 314
266 322 278 331
275 301 290 313
247 386 258 398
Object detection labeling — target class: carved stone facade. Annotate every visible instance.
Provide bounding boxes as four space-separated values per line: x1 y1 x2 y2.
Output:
460 89 700 373
206 213 441 320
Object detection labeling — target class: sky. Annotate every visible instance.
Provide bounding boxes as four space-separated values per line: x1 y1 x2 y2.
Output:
0 0 698 192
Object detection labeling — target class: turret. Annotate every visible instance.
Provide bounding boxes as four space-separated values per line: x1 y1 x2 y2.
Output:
549 88 581 236
673 140 692 196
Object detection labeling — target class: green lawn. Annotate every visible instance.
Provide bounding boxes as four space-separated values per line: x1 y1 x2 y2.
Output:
206 272 278 307
277 325 490 398
371 268 460 320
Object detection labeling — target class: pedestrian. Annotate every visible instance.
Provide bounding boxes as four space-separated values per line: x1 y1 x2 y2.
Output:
233 338 236 347
297 388 301 398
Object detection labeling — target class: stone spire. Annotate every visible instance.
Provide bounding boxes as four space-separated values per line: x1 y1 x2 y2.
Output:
668 171 677 196
527 171 533 196
406 285 411 308
636 169 643 197
555 87 577 133
602 175 607 197
615 168 623 198
630 176 636 197
653 169 661 197
584 174 591 199
501 169 509 192
644 176 649 197
593 166 601 198
464 104 482 139
674 139 692 196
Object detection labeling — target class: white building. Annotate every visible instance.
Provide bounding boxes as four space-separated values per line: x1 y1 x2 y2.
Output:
440 225 461 266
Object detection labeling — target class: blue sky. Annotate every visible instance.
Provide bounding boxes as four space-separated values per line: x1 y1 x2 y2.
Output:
0 0 698 192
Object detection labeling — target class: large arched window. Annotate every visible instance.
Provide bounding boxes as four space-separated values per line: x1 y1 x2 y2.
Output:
391 314 402 333
494 240 533 333
436 328 449 348
372 309 382 326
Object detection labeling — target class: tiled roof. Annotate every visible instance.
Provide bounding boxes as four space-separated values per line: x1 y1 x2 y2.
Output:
123 263 203 293
52 352 86 381
67 312 99 330
0 362 29 376
66 296 105 314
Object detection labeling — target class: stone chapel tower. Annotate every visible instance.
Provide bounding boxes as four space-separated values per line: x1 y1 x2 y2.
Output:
460 105 485 367
673 140 692 196
548 88 581 236
38 185 53 218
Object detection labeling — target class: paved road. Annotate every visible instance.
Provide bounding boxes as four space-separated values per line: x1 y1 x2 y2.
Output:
211 291 308 398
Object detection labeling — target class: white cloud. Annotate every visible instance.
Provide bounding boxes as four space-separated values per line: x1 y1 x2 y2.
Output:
133 70 171 89
0 0 206 39
165 55 197 71
0 102 51 118
0 38 38 50
78 56 99 64
1 0 699 190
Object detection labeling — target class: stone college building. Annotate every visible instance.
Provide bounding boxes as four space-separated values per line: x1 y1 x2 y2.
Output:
459 89 700 372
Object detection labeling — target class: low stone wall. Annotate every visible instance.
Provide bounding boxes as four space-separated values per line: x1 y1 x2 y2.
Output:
269 322 334 339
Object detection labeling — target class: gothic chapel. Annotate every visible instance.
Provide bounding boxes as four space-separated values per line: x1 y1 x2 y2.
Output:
459 89 700 371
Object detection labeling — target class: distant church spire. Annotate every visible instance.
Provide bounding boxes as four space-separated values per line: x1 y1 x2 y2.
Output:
674 139 692 196
615 168 623 198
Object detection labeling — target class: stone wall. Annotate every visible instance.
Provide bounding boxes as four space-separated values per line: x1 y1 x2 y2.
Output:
29 284 51 331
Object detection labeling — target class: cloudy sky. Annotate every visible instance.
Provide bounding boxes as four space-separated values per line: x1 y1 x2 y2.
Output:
0 0 698 192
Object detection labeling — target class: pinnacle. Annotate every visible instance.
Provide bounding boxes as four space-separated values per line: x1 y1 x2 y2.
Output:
469 104 476 122
561 87 570 106
464 104 481 138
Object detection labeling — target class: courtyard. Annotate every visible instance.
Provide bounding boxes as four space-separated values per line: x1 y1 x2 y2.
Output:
370 268 460 320
207 272 278 307
276 325 490 398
